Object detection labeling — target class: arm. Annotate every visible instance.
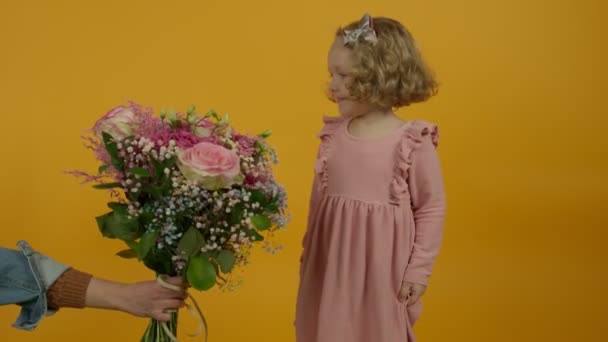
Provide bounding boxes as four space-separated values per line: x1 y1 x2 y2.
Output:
82 276 186 322
403 132 447 286
47 268 186 322
2 242 187 331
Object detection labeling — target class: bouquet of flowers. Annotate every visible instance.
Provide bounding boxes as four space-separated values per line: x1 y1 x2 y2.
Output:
69 102 288 341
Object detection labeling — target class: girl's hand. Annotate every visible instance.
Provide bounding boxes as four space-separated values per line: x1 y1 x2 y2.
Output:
398 281 427 306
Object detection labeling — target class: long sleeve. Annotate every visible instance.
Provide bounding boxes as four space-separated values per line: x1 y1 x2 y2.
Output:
47 268 92 309
403 128 446 286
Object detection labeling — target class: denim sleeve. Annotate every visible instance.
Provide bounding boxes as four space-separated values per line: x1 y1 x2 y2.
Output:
0 240 69 331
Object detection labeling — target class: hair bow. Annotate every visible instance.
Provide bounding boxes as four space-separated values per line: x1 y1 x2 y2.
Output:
343 13 378 45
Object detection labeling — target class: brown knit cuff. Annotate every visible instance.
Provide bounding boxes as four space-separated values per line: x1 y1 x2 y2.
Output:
47 268 93 309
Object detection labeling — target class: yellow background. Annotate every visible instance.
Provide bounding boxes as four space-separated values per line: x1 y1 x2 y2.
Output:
1 0 606 341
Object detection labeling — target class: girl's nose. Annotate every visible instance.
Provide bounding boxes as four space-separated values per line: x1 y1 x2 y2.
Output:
329 79 338 93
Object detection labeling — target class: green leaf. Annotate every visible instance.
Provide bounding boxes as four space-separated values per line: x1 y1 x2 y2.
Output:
244 228 264 242
125 239 139 253
160 182 171 194
150 158 165 180
187 255 217 291
98 164 110 174
251 215 271 231
265 203 279 213
143 247 174 276
163 156 177 169
150 157 175 188
250 190 266 205
96 213 114 238
143 184 164 200
228 204 244 225
101 131 113 144
138 209 154 226
138 229 159 260
101 132 124 171
216 250 236 274
116 249 137 259
177 227 205 259
104 211 141 240
129 167 151 178
107 202 128 215
93 182 122 189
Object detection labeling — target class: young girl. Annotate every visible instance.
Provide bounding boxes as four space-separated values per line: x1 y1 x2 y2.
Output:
296 14 446 342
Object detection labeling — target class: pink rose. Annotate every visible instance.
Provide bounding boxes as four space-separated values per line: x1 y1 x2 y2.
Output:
176 142 243 190
93 106 136 141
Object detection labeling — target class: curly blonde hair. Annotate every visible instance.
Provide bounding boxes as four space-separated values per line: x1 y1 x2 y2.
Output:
334 16 438 108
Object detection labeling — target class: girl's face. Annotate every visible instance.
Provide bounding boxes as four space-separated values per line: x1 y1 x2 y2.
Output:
327 38 375 117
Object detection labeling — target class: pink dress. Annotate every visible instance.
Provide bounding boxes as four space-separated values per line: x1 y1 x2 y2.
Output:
296 115 446 342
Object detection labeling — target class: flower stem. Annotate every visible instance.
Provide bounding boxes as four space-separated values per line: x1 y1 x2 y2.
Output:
140 312 178 342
